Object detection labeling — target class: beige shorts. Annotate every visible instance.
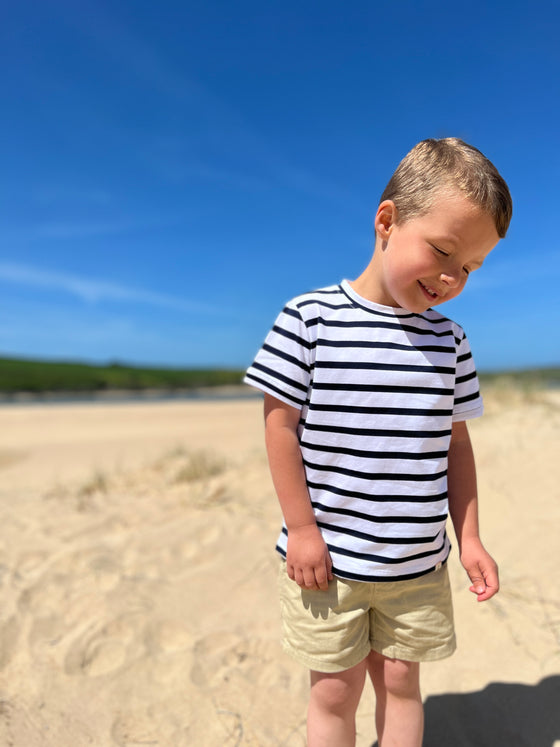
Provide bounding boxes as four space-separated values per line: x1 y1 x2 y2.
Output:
278 560 456 673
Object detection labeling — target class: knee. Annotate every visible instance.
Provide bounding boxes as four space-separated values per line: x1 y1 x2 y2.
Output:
310 669 365 716
381 658 420 700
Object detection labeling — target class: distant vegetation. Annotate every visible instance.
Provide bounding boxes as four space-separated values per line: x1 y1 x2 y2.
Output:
0 357 246 395
479 367 560 390
0 356 558 397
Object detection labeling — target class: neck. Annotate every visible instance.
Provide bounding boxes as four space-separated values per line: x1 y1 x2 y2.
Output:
349 250 389 306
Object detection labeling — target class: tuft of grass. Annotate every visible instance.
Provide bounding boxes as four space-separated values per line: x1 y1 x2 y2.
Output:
77 470 109 498
481 375 549 410
173 451 227 484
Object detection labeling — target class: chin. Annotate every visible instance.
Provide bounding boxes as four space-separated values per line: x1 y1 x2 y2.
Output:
400 300 431 314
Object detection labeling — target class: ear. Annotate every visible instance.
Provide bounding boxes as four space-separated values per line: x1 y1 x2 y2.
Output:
374 200 398 239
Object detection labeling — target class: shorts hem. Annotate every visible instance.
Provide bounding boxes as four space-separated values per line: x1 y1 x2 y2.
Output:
281 640 371 674
372 636 457 663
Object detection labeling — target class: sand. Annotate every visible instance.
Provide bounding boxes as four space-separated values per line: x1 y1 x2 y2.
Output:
0 390 558 746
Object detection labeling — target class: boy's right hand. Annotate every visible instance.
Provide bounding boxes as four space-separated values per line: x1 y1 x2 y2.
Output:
286 524 333 591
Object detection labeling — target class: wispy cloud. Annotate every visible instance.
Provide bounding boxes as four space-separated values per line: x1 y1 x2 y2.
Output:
63 1 364 213
0 262 218 315
468 249 560 291
31 185 113 208
35 219 150 240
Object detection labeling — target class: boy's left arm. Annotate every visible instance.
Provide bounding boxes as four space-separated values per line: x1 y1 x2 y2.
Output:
447 420 499 602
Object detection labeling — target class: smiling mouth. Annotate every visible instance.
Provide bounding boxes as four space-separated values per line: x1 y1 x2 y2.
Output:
418 281 439 299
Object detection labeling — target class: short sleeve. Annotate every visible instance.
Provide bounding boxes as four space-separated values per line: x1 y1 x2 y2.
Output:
244 302 312 409
452 330 484 422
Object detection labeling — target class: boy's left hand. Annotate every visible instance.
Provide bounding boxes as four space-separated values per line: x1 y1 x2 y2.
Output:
460 538 499 601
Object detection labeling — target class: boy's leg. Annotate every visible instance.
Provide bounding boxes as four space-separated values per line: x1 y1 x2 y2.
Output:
307 660 368 747
367 651 423 747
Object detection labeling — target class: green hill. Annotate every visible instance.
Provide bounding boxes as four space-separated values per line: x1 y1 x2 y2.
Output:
0 357 246 394
0 356 558 396
479 366 560 389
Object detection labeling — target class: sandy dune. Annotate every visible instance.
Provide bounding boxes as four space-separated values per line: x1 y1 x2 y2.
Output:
0 391 558 746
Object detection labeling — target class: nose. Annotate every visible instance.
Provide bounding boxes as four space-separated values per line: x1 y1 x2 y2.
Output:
440 271 461 288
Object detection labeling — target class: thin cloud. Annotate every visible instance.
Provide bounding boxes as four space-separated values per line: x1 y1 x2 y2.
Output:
36 220 149 239
0 262 218 315
63 1 364 212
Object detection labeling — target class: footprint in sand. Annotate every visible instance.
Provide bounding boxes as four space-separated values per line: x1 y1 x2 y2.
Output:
158 520 224 570
64 614 146 677
190 631 275 689
0 616 20 670
111 704 189 747
11 551 51 586
17 547 122 618
145 619 193 654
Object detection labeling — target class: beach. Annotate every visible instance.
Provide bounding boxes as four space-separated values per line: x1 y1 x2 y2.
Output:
0 390 559 746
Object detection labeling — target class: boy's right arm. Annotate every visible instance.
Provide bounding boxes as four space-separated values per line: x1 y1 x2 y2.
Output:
264 393 333 591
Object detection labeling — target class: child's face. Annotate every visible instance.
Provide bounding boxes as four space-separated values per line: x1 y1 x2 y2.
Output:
373 192 500 313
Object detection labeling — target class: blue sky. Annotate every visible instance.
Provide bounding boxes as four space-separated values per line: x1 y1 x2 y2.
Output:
2 0 559 371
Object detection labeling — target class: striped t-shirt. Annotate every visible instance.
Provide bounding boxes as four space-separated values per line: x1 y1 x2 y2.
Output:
244 280 483 582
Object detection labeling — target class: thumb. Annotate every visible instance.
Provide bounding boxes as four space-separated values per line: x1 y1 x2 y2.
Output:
466 567 486 595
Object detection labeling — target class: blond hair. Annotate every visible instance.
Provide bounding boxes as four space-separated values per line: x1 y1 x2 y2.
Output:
380 138 512 238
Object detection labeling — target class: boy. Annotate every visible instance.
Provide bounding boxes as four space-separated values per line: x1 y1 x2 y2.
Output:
244 138 512 747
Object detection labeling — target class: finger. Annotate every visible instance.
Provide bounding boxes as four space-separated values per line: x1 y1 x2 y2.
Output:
470 581 498 601
292 566 306 587
314 564 329 591
484 564 500 591
326 552 334 581
474 572 500 602
302 567 319 590
468 568 499 601
468 573 487 596
476 584 499 601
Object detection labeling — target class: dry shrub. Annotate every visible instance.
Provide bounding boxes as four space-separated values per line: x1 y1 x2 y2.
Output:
173 450 227 484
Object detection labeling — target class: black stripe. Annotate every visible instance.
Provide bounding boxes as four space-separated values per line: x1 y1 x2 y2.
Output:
307 402 452 417
313 500 447 525
312 382 453 395
315 338 455 354
301 440 448 461
306 316 455 338
330 557 448 582
272 324 311 350
262 343 310 372
304 423 451 439
250 362 308 393
317 521 443 545
303 457 448 482
297 299 355 312
282 305 304 321
307 480 447 503
455 370 477 384
277 529 447 563
314 361 455 374
306 480 448 504
338 285 416 319
325 536 447 563
296 287 341 302
244 374 304 406
454 391 480 405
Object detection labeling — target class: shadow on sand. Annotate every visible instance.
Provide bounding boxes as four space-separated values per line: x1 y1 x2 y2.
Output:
371 676 560 747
